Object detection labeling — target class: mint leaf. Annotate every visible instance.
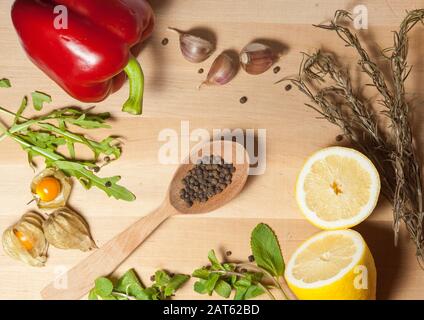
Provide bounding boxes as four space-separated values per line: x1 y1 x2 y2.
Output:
251 223 285 277
164 274 190 297
155 270 171 286
208 250 224 270
214 280 232 298
192 267 210 279
31 91 51 111
88 288 98 300
234 284 248 300
194 280 208 294
115 269 145 297
244 285 264 299
95 277 114 297
205 273 220 295
0 78 11 88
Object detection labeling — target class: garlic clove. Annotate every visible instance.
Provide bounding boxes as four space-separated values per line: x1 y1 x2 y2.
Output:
199 53 238 88
42 207 96 252
239 42 278 75
2 212 48 267
169 27 215 63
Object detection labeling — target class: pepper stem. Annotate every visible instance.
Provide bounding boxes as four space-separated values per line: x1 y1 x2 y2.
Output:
122 55 144 115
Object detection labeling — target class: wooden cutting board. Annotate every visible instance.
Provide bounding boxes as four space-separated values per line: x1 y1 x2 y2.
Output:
0 0 423 299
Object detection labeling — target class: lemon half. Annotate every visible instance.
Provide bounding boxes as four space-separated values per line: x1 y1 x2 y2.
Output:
296 147 380 230
285 229 376 300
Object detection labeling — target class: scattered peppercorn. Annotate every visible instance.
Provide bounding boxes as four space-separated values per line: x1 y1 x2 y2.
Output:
179 155 236 207
273 66 281 74
198 68 204 74
104 156 111 163
150 275 156 282
248 255 255 262
239 96 248 104
161 38 169 46
226 250 232 257
285 84 292 91
92 166 100 173
336 135 344 142
105 181 112 188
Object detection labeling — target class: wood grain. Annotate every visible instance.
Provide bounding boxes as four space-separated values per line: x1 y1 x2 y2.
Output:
1 0 424 300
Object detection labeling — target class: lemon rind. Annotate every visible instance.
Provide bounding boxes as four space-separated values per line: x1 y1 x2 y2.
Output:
284 229 365 289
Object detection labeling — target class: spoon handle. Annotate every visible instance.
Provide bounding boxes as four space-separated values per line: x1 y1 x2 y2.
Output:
40 202 176 300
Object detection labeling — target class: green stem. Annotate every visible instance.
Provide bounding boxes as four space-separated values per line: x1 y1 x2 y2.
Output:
211 270 276 300
237 263 292 300
122 55 144 115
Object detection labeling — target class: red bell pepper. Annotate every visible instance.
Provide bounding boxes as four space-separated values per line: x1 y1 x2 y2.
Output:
11 0 154 115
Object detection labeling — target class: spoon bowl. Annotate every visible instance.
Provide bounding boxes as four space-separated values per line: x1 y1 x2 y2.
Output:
169 140 249 214
41 140 250 300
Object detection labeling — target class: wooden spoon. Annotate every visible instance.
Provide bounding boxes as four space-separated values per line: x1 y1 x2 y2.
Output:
41 140 250 300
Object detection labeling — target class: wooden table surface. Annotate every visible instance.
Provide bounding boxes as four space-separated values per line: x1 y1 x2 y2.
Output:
1 0 424 300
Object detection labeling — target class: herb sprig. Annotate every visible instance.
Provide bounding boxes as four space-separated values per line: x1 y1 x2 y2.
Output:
281 10 424 262
192 223 296 300
0 97 135 201
90 223 296 301
89 269 189 300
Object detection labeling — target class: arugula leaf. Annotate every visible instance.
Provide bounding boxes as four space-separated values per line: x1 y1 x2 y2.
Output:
0 105 134 201
14 96 28 125
54 161 136 201
0 78 11 88
95 277 114 297
251 223 285 277
31 91 52 111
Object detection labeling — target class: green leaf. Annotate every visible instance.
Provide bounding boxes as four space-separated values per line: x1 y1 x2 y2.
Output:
234 284 248 300
0 78 11 88
250 223 285 277
244 285 265 300
31 91 52 111
194 280 208 294
88 288 98 300
164 274 190 297
115 269 145 297
94 277 114 297
205 273 220 295
155 270 171 286
54 160 136 201
214 280 232 298
192 267 210 280
208 250 224 270
14 96 28 125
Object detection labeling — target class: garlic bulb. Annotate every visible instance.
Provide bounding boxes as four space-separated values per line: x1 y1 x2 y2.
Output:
42 207 96 252
239 42 278 75
169 27 215 63
2 212 48 267
199 53 237 88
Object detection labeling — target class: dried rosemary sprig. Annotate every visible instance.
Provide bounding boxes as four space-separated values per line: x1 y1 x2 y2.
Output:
282 10 424 263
